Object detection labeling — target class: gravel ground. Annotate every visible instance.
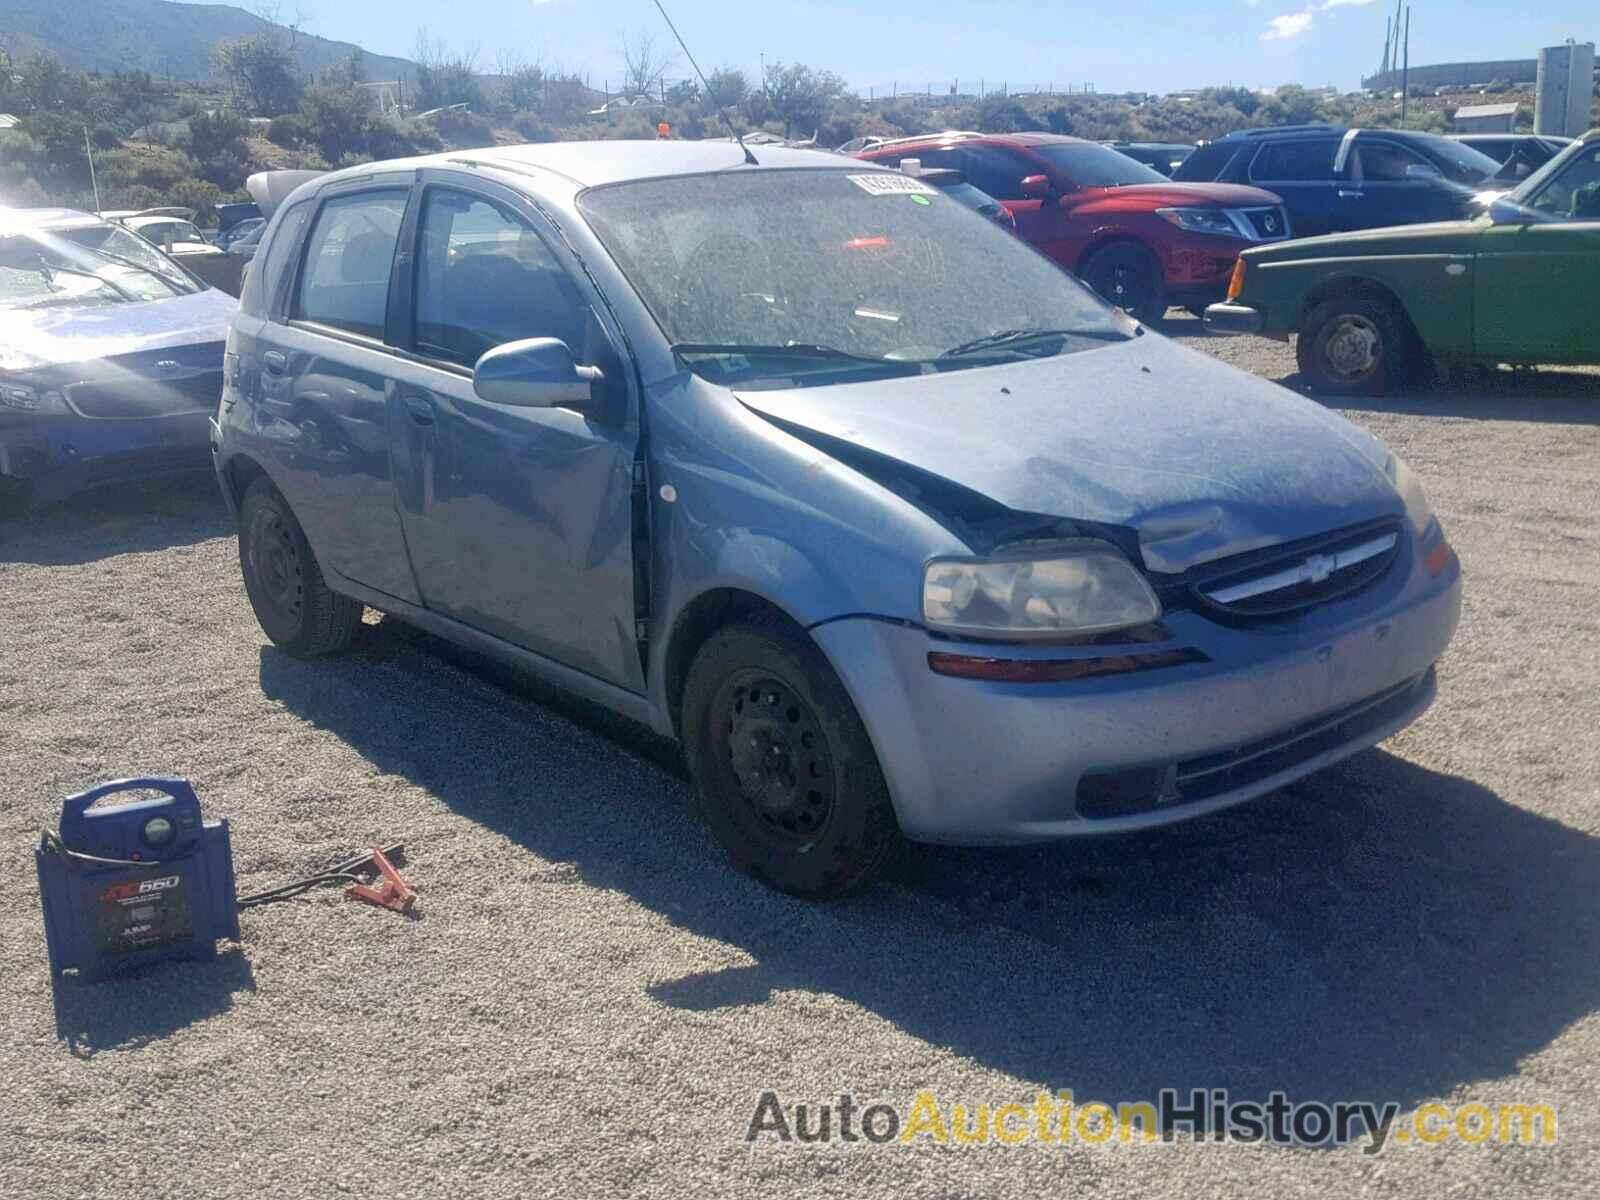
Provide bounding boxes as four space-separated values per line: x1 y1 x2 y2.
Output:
2 319 1597 1198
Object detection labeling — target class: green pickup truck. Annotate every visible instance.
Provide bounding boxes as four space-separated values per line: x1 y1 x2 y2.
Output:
1206 128 1600 395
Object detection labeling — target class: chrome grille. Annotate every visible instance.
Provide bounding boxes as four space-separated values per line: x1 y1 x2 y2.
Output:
1240 206 1290 240
1190 521 1403 618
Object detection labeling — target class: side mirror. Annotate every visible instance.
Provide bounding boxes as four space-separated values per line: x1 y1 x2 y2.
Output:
1487 197 1527 226
1019 173 1052 199
473 338 603 411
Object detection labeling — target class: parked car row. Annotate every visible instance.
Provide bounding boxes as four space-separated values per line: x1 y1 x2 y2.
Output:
1205 128 1600 394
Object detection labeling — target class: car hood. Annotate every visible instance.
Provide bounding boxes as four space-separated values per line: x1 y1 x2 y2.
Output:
1246 215 1490 262
0 287 238 373
736 335 1401 574
1083 182 1283 208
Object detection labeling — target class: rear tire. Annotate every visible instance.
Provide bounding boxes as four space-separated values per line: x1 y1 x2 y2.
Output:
1296 294 1413 396
681 621 903 898
1080 242 1167 324
238 477 361 657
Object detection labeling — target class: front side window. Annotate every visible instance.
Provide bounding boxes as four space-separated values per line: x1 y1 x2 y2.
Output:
1357 140 1436 183
579 169 1129 387
293 190 408 339
1250 141 1338 182
412 189 585 367
1029 143 1167 188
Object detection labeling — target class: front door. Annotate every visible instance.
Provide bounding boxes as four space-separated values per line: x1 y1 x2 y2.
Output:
1474 143 1600 363
387 177 643 692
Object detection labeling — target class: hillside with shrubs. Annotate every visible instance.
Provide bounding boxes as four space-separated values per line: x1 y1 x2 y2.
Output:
0 24 1569 226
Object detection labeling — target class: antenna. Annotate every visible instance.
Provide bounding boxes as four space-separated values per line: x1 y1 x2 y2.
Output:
83 126 102 216
649 0 758 165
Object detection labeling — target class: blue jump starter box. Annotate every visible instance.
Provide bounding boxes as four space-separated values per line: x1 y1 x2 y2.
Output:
36 778 240 982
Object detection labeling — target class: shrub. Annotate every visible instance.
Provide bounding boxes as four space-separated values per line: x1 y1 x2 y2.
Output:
432 107 496 148
267 113 311 148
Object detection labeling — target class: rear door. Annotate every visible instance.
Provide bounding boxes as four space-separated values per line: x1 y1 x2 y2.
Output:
1474 143 1600 362
253 182 422 604
1247 137 1348 237
387 173 644 692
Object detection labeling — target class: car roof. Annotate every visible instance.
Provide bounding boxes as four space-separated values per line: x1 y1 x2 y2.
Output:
0 205 105 232
877 131 1090 150
314 140 887 193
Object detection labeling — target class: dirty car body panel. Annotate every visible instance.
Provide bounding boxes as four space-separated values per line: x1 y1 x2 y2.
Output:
215 142 1460 854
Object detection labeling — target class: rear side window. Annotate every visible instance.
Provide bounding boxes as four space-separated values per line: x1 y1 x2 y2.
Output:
1171 142 1234 181
1250 141 1338 182
412 189 586 368
241 200 310 317
293 190 408 339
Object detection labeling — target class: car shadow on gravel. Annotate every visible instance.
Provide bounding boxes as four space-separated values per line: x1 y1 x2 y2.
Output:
1331 369 1600 426
50 948 256 1058
259 624 1600 1122
0 472 228 566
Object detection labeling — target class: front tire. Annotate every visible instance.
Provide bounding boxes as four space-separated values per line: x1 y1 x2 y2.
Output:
1080 242 1167 324
681 621 903 898
238 477 362 657
1297 294 1413 396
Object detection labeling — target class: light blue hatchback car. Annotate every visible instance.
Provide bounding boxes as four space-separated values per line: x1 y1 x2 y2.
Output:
214 141 1460 897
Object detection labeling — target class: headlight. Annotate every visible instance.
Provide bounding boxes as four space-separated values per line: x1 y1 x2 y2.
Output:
923 542 1162 640
1385 453 1435 536
1156 207 1241 237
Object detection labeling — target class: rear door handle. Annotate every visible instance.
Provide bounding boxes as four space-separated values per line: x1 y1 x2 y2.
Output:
1338 190 1364 199
405 397 435 426
261 350 287 373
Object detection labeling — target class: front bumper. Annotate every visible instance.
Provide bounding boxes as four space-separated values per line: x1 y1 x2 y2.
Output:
1203 302 1267 336
0 409 211 507
812 545 1460 844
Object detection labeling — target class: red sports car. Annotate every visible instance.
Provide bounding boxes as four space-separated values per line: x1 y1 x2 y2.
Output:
856 132 1290 322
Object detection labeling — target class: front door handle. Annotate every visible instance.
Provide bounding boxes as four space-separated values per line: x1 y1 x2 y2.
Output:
405 398 435 426
1338 190 1364 199
261 350 287 373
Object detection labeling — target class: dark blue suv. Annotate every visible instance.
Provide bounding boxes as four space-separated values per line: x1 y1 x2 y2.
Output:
1174 125 1502 238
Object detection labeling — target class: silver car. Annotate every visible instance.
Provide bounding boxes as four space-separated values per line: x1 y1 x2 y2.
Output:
213 143 1460 897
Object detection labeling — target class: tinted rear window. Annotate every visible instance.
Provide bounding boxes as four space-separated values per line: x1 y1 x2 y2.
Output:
1170 142 1236 181
1250 140 1339 182
292 191 407 339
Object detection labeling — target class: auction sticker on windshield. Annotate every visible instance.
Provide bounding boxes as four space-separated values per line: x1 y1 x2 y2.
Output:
847 174 939 196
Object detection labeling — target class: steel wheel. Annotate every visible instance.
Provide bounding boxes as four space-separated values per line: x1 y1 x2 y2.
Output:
722 671 837 848
1315 313 1383 386
246 506 305 629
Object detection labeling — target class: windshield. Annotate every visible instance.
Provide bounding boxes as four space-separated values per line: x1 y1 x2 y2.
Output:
0 221 200 311
1031 143 1168 187
1407 134 1502 185
579 170 1126 385
1503 140 1600 213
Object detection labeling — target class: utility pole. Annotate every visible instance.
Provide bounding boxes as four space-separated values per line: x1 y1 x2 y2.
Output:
1382 16 1392 76
1400 5 1410 126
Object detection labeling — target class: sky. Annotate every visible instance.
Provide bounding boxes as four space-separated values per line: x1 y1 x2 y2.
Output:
254 0 1596 96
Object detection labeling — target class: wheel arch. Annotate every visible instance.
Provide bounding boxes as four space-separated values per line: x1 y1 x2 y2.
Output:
1296 274 1437 378
660 587 812 740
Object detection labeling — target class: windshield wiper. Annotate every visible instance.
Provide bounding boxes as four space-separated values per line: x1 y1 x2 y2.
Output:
671 342 899 365
939 327 1129 358
31 262 137 303
73 244 191 294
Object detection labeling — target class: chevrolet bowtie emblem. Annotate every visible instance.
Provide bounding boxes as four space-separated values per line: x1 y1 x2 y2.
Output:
1300 553 1336 584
